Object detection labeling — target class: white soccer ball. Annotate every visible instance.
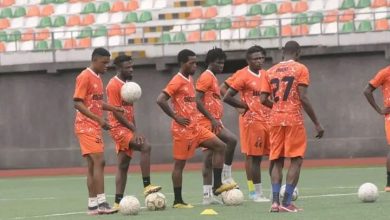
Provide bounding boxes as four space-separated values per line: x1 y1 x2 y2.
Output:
221 189 244 206
120 82 142 103
358 183 379 203
145 192 166 211
119 195 141 215
279 185 299 201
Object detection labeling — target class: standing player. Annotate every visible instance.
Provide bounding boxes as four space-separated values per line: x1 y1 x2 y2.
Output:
73 48 119 215
260 41 324 212
223 45 271 202
106 55 162 211
364 64 390 192
195 47 238 205
156 49 237 208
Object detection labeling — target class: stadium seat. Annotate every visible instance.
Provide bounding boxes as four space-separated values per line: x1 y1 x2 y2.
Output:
292 13 308 25
263 26 278 37
159 32 171 43
95 13 109 25
40 0 54 4
323 22 338 33
233 4 247 16
356 0 371 8
21 29 34 41
325 0 339 10
218 5 232 17
202 19 217 30
108 35 122 46
0 42 5 52
78 27 92 38
41 4 54 17
35 40 48 50
187 7 202 19
375 18 389 30
5 42 17 52
187 31 200 42
38 16 52 28
0 18 9 29
233 0 246 5
2 0 15 7
67 15 80 26
246 0 260 3
293 1 308 13
13 7 26 18
232 16 246 28
154 0 167 9
309 0 323 11
202 30 217 41
371 0 387 8
340 9 354 22
355 8 373 20
246 15 261 28
8 30 21 42
126 0 139 11
340 0 355 9
204 7 217 18
92 36 106 47
20 40 33 51
55 0 66 4
341 21 355 33
124 23 136 35
281 25 293 36
217 17 232 29
247 4 262 16
0 30 7 41
293 24 309 35
139 11 152 23
82 2 96 14
309 23 321 34
278 1 293 14
140 0 153 10
10 17 23 28
111 0 125 12
68 2 82 14
262 3 277 15
123 12 138 23
36 28 49 40
247 27 261 38
280 13 293 25
108 24 122 36
324 10 338 23
49 39 61 49
81 14 95 26
97 2 110 13
63 38 76 49
24 16 39 28
1 8 13 18
109 12 123 24
172 32 186 43
219 0 232 6
93 26 107 37
53 16 66 27
308 12 323 24
54 3 67 15
26 5 40 17
357 20 373 32
231 28 246 39
204 0 218 7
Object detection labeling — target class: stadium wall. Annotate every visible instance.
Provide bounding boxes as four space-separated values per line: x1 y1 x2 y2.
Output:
0 44 389 169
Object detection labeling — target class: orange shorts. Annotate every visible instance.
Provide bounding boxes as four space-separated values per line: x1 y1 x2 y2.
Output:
269 125 307 160
241 120 270 156
198 118 223 152
172 126 215 160
110 127 134 157
76 132 104 156
238 115 246 154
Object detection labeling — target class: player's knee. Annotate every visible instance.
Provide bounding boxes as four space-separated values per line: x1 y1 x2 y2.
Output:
99 159 106 168
141 143 151 153
216 142 227 152
118 160 130 171
291 157 303 167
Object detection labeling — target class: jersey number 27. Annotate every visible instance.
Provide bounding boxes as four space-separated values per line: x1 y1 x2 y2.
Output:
270 76 294 103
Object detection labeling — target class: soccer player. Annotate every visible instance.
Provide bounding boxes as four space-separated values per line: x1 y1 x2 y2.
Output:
363 64 390 192
156 49 237 208
223 45 271 202
73 48 120 215
260 41 324 212
195 47 238 205
106 55 162 211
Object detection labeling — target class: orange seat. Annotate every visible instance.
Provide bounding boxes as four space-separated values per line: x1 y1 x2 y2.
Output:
80 0 91 2
27 5 40 17
36 29 50 40
111 0 125 12
109 24 123 36
1 0 15 7
187 31 201 42
68 0 78 3
246 0 260 3
0 42 5 52
0 18 10 29
67 15 81 26
187 7 203 20
204 7 217 19
202 30 217 41
21 29 34 41
124 23 136 35
246 15 261 28
324 10 338 23
372 0 387 8
281 25 293 36
293 24 308 36
375 18 389 30
232 16 246 28
293 1 308 13
81 14 95 26
64 38 77 49
126 0 139 11
279 1 293 14
339 9 354 22
78 38 91 48
233 0 246 5
41 4 54 17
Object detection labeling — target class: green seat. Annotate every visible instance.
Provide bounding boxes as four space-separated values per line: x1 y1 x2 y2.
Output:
13 7 26 18
308 12 323 24
248 28 261 38
36 41 49 50
7 30 21 42
357 20 373 32
123 12 138 23
262 3 277 15
247 4 262 16
53 16 66 28
97 2 110 14
82 3 96 14
55 0 67 4
0 31 7 42
341 22 354 33
51 39 62 49
218 0 232 6
159 33 171 44
202 19 217 30
356 0 371 8
139 11 152 23
204 0 218 6
77 27 93 38
41 0 55 4
38 17 52 28
1 8 12 18
339 0 355 9
93 26 108 37
217 18 231 30
172 32 186 43
292 13 308 25
263 26 278 37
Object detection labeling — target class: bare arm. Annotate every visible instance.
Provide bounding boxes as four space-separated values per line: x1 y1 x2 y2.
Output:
298 86 324 138
363 84 390 115
113 111 136 132
219 82 229 97
196 90 222 133
223 88 248 110
260 92 273 108
74 99 110 130
156 92 190 126
103 102 123 112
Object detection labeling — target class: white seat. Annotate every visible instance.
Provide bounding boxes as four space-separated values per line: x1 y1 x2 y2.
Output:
6 42 17 52
218 5 232 17
140 0 153 10
10 17 24 29
231 28 247 39
108 36 122 46
323 22 338 34
68 3 83 14
280 13 292 25
309 23 321 34
20 40 34 51
374 8 388 19
233 4 247 16
183 19 201 32
325 0 339 10
309 0 324 11
92 36 107 47
14 0 28 6
154 0 167 9
54 4 68 16
110 12 124 24
52 27 69 39
355 8 373 20
220 29 231 40
170 20 185 32
23 17 39 28
28 0 40 5
95 13 109 25
262 14 278 26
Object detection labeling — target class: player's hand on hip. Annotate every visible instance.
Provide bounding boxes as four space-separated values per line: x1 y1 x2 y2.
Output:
174 115 190 127
315 124 324 139
235 108 245 114
380 107 390 115
211 118 222 134
134 133 145 145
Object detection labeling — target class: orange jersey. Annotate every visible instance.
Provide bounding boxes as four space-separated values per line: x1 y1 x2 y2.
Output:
106 76 135 129
163 73 199 136
369 66 390 108
73 68 104 134
261 60 310 126
196 70 223 120
229 67 270 123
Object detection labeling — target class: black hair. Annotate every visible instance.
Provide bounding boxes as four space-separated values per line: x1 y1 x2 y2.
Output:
91 47 110 60
205 47 226 65
177 49 196 64
113 54 132 67
246 45 266 59
283 41 300 54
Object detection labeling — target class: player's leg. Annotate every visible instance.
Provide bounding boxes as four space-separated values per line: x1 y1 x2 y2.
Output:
269 126 285 212
113 151 131 209
85 155 98 215
245 155 255 198
172 159 193 208
201 149 222 205
386 150 390 191
130 138 161 195
217 127 237 184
